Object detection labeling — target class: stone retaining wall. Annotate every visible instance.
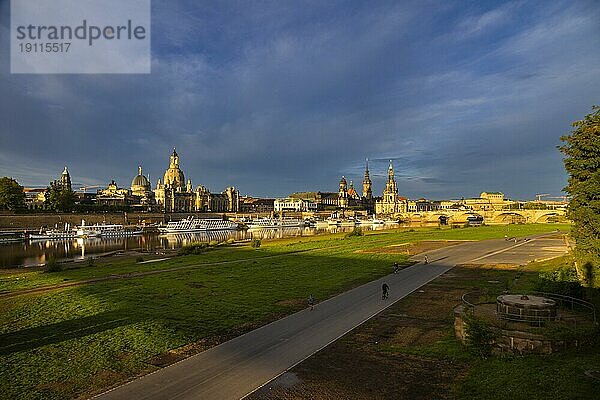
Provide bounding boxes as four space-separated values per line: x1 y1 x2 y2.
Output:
454 305 581 355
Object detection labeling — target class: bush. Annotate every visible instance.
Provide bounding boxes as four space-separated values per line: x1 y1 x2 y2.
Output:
45 256 62 272
345 226 364 238
251 238 262 248
464 313 498 358
178 242 209 255
136 255 144 263
86 257 95 267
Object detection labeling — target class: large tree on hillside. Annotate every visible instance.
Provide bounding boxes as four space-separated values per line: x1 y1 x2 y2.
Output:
0 177 25 212
559 106 600 285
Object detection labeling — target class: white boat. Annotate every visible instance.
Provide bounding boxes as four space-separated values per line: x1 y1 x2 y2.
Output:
29 229 76 240
247 218 304 229
1 232 25 242
76 220 142 238
326 218 341 226
160 217 238 233
371 218 385 225
29 222 76 240
339 219 356 227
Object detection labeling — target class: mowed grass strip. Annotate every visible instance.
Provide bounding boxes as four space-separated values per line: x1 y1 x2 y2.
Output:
0 224 569 399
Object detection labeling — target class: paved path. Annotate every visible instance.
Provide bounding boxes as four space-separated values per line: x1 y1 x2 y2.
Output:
94 233 566 400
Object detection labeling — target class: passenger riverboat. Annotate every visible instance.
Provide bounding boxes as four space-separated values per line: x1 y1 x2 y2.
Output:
159 217 238 233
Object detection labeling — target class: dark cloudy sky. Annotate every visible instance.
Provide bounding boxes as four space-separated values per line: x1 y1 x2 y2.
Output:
1 0 599 199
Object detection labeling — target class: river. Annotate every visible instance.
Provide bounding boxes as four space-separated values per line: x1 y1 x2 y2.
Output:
0 224 408 268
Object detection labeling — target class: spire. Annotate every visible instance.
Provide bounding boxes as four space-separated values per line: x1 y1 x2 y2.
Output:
138 165 143 175
365 158 369 173
62 166 69 175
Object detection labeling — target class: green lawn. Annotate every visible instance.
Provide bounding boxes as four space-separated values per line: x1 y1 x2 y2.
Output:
0 224 570 399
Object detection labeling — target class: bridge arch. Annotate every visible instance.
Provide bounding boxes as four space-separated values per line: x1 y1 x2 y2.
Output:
493 212 527 224
533 212 563 223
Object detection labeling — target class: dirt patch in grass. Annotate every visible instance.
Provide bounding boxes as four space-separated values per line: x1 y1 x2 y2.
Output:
358 240 469 256
276 298 305 307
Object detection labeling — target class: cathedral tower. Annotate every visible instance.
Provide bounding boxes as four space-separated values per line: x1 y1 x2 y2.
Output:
362 158 372 200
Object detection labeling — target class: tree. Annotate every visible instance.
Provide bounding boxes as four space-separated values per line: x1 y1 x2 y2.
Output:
559 106 600 285
46 181 76 212
0 177 25 212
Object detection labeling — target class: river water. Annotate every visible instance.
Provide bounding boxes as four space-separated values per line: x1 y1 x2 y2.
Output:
0 224 402 268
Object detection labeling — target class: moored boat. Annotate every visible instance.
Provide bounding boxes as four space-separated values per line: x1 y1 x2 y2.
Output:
246 218 304 229
0 231 25 242
159 217 238 233
76 220 142 238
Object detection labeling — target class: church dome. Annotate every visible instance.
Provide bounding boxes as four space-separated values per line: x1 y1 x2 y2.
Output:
131 166 150 189
164 168 185 190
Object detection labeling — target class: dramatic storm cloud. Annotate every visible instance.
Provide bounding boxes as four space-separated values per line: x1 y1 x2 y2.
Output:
0 0 599 199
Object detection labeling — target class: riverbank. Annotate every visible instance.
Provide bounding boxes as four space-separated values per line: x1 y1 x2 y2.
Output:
0 224 571 399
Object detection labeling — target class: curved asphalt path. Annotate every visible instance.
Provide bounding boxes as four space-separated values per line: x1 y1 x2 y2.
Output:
94 233 566 400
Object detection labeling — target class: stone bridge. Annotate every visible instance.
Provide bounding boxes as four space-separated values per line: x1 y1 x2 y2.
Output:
398 209 567 225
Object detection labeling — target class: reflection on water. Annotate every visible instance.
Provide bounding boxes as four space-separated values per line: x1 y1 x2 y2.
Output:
0 224 401 268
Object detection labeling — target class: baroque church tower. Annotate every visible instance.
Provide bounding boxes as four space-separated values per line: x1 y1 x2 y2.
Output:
362 158 372 200
375 160 406 215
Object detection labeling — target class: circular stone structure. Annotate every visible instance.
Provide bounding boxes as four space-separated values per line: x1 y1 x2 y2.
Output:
496 294 558 324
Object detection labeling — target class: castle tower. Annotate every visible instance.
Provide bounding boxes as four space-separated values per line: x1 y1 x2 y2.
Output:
339 176 348 209
362 158 372 200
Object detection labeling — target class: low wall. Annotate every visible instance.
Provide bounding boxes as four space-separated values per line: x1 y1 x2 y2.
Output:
453 306 581 355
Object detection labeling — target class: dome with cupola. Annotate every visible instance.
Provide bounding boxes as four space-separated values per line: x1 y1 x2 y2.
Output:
163 148 185 190
131 165 150 192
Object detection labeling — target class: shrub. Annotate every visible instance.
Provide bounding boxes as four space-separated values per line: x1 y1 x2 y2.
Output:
345 226 364 238
464 313 498 358
136 255 144 263
86 257 95 267
179 242 209 255
251 238 262 248
45 256 62 272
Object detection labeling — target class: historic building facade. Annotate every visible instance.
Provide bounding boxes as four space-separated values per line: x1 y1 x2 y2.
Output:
53 166 72 191
375 161 407 215
130 165 155 209
154 149 239 213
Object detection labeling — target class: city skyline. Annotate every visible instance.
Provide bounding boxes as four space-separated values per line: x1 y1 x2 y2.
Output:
17 151 565 203
1 1 600 198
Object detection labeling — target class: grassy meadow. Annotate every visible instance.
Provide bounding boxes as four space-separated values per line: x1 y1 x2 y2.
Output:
0 223 570 399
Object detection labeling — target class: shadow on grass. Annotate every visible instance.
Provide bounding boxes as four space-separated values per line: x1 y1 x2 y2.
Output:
0 311 133 355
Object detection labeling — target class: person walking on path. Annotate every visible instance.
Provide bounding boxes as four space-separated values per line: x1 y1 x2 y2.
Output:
424 255 428 264
308 294 316 311
393 262 400 273
381 283 389 300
